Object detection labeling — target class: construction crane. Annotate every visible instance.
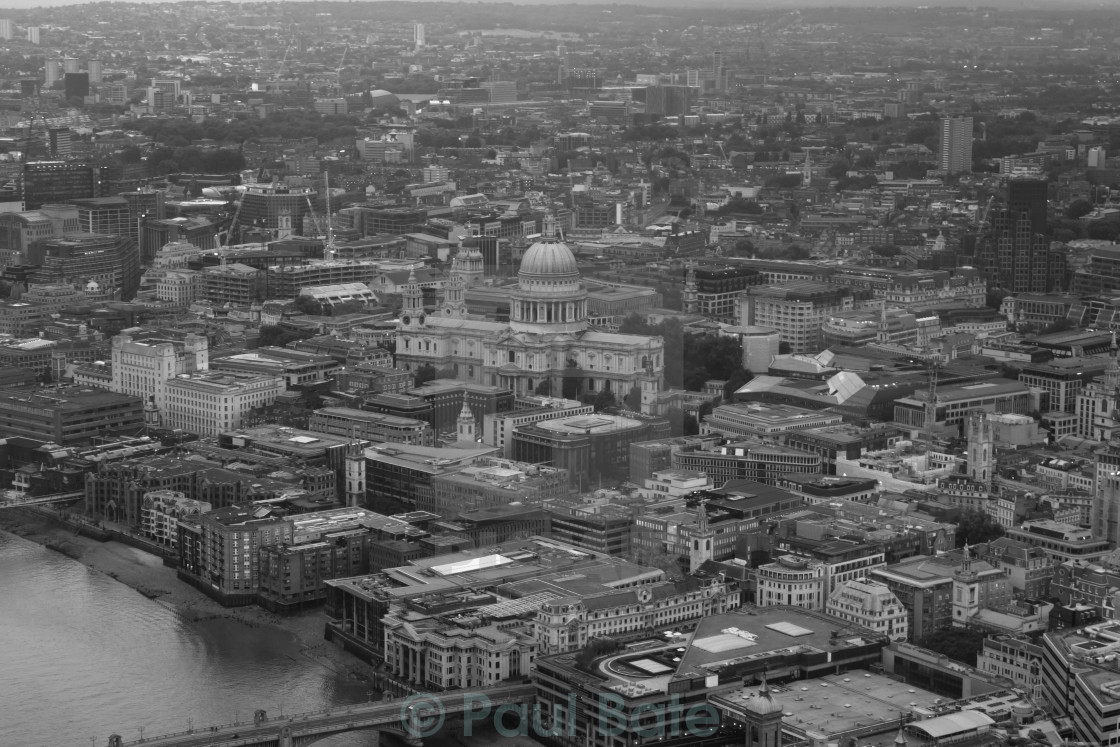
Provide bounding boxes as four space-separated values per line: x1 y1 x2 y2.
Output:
975 194 995 229
216 190 246 264
334 44 349 96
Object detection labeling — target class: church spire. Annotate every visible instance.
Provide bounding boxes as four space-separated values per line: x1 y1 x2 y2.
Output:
1106 330 1120 391
456 402 477 443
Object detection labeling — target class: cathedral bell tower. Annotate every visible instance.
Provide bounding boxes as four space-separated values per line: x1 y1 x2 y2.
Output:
442 274 467 318
683 268 699 315
401 269 424 328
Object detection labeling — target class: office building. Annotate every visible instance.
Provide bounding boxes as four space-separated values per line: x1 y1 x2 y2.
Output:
87 60 102 83
308 407 433 446
673 442 822 487
361 441 497 509
108 332 209 415
44 59 61 87
536 608 893 747
0 387 143 445
72 197 131 238
1041 621 1120 745
64 72 89 99
939 116 973 175
0 19 12 40
200 263 266 306
211 348 341 390
21 162 100 210
413 22 425 48
30 232 140 301
237 184 316 240
740 281 871 354
47 128 72 158
482 397 592 456
425 458 569 517
971 179 1062 294
26 26 40 44
644 84 693 118
162 372 284 436
512 413 660 488
825 578 909 641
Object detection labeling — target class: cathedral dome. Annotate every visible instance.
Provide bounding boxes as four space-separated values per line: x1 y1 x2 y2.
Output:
519 240 579 279
509 239 587 334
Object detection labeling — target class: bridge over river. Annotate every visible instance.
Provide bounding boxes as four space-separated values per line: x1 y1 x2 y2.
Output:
103 683 536 747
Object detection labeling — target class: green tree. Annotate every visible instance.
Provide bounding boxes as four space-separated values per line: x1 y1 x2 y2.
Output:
951 509 1006 546
624 385 642 411
293 295 324 316
535 379 553 396
1066 199 1094 219
723 367 753 400
414 364 437 387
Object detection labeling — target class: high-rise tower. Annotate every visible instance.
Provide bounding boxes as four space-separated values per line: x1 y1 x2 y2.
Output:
939 116 974 175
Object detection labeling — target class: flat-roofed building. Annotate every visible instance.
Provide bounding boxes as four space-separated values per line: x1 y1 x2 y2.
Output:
544 499 631 556
361 441 498 510
298 282 376 309
483 397 592 456
426 457 570 518
210 347 341 389
869 554 960 640
674 442 822 487
1006 519 1111 563
893 379 1038 437
539 609 896 747
740 281 874 354
0 299 49 337
1019 356 1107 414
703 401 844 440
633 479 804 560
512 413 661 489
775 473 880 504
1040 620 1120 745
140 490 210 550
200 263 266 305
163 371 284 436
0 386 143 445
176 503 293 605
826 577 909 641
309 407 433 446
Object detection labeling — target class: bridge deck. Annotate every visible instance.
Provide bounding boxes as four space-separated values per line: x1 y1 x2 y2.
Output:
119 683 536 747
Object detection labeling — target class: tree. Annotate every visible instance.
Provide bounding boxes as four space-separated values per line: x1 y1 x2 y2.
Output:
624 385 642 411
293 295 324 316
723 367 753 400
257 325 312 348
1088 219 1120 242
414 364 437 387
575 639 622 670
591 389 618 412
917 628 987 666
535 379 552 396
952 509 1006 546
1066 199 1094 219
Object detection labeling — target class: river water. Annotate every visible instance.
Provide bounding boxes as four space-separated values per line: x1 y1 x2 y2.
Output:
0 531 380 747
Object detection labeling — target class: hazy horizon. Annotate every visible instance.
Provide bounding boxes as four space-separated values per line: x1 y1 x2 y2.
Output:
0 0 1111 11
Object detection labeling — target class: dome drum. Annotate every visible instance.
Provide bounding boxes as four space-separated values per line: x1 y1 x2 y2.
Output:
509 238 589 334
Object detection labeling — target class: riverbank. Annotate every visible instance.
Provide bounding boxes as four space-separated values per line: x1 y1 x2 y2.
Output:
0 509 378 688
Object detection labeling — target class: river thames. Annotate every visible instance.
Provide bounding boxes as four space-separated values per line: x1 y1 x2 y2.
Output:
0 531 388 747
